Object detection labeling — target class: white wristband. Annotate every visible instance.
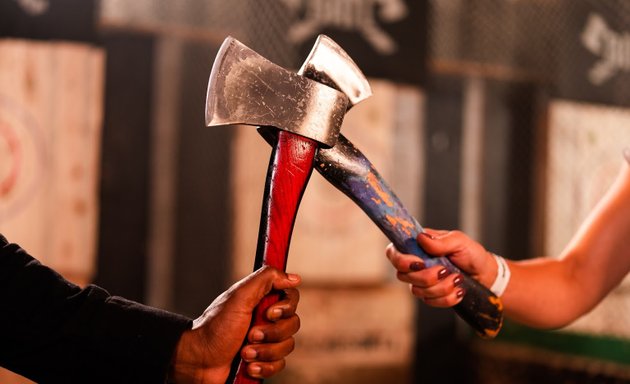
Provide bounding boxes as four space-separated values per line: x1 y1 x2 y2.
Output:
490 254 511 297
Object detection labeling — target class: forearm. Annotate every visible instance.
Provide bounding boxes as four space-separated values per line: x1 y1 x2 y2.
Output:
499 161 630 328
404 159 630 329
499 257 587 328
0 235 192 383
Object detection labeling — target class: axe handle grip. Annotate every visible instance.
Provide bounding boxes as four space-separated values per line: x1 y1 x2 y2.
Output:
315 135 503 338
231 130 316 384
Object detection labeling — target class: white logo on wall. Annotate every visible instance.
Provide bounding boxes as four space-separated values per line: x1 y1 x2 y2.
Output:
282 0 408 55
14 0 50 16
581 13 630 85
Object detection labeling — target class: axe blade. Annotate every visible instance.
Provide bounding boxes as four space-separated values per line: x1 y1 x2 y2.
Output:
205 36 348 148
256 34 373 147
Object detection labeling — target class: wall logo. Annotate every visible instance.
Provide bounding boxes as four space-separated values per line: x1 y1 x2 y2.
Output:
581 13 630 85
13 0 50 16
282 0 408 55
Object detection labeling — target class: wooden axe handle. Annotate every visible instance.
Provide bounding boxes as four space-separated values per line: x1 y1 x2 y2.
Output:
315 135 503 338
231 130 316 384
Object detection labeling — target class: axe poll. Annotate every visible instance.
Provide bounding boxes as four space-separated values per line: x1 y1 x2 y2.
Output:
256 37 504 337
206 36 371 383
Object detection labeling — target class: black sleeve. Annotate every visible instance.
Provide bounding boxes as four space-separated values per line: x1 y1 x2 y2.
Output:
0 234 193 384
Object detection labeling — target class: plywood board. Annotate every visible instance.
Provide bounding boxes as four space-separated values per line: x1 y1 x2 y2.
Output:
278 285 415 384
545 100 630 339
0 39 104 285
545 100 630 256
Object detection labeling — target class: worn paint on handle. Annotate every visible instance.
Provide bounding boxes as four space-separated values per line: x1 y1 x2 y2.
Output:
315 134 503 338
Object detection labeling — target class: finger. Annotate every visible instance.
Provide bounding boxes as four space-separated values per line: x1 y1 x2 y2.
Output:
410 273 463 299
423 228 450 237
417 229 476 258
266 288 300 321
422 285 466 308
386 243 425 272
396 265 448 287
270 269 302 291
249 315 300 343
242 337 295 363
245 359 286 379
230 267 301 309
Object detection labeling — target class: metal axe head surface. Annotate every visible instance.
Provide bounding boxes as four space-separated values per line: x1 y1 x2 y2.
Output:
206 36 350 148
299 35 372 107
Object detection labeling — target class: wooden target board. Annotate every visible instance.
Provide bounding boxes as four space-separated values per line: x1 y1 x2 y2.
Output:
545 100 630 339
0 39 104 286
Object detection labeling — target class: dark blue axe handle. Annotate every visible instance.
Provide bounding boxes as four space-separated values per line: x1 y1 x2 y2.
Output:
315 134 503 338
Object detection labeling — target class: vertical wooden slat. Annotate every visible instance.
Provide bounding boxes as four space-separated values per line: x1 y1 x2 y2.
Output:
96 33 154 302
146 37 183 310
460 76 485 241
173 41 231 317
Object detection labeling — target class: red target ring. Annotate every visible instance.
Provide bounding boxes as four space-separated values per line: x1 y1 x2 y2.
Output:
0 119 21 197
0 93 47 219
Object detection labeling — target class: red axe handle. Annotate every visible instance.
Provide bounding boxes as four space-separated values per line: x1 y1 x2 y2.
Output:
231 130 316 384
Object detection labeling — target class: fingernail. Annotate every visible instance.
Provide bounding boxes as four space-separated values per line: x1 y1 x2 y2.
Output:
456 288 466 298
419 232 436 240
438 268 449 280
251 330 265 342
270 307 283 319
453 275 463 287
287 273 300 282
249 365 262 375
244 348 257 360
410 261 424 271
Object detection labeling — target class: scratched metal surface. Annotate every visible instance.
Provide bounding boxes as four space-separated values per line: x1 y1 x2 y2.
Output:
205 37 348 147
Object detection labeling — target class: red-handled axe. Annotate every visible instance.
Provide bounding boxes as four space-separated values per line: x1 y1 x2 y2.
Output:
205 36 371 383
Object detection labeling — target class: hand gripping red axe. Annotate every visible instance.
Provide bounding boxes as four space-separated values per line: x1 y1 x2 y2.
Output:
205 36 371 383
252 37 504 337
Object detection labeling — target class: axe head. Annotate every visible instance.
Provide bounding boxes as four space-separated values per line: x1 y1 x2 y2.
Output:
205 37 349 148
299 34 372 107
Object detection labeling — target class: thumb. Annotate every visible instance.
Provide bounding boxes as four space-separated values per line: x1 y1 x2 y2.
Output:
417 228 457 257
417 229 477 258
417 229 489 273
229 266 301 310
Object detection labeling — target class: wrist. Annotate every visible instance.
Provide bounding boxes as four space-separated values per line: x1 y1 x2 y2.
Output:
489 253 511 297
480 251 499 288
167 330 194 383
168 330 206 384
168 329 230 384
